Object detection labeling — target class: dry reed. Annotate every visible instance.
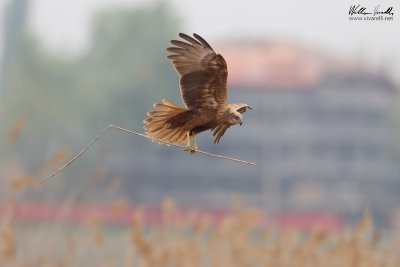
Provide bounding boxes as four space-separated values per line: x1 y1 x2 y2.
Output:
0 199 399 266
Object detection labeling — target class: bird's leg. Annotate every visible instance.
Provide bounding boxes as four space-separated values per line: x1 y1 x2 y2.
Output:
190 134 199 153
183 132 191 152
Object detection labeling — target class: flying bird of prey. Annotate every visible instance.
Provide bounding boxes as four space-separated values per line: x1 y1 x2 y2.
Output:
144 33 251 152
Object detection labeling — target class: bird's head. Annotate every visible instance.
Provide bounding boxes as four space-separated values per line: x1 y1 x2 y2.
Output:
226 103 252 126
226 108 243 126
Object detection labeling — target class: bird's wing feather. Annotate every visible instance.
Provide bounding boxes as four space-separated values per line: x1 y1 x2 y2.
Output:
211 124 230 144
167 33 228 110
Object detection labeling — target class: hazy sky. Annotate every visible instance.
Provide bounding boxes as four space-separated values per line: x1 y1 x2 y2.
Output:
2 0 400 80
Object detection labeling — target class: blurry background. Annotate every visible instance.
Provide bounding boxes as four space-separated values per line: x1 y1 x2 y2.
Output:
1 0 400 259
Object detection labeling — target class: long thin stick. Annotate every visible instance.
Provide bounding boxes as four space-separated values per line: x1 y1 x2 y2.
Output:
40 124 256 184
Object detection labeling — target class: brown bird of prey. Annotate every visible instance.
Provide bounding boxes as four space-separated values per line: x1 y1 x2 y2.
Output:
144 33 251 152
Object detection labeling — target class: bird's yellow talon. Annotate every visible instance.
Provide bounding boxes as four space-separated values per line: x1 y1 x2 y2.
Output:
183 132 191 152
190 135 199 153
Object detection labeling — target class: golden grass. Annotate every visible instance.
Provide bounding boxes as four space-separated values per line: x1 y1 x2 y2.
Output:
0 221 16 263
0 199 398 267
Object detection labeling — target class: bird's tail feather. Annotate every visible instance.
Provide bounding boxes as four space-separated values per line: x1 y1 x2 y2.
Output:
143 99 189 145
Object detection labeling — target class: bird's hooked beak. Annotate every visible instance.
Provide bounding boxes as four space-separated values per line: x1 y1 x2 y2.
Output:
239 105 252 125
238 113 244 126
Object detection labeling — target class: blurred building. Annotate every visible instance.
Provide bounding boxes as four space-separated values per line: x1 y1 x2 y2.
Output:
226 42 399 213
118 41 400 215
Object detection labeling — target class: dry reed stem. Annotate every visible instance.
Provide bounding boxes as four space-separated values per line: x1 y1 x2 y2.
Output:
9 175 36 192
111 198 129 215
0 223 16 262
9 116 26 144
39 124 256 184
41 146 71 173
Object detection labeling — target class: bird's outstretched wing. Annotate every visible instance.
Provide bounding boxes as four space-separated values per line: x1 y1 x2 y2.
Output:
167 33 228 110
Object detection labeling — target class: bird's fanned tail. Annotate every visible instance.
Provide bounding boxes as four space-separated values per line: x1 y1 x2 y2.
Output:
144 99 190 145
